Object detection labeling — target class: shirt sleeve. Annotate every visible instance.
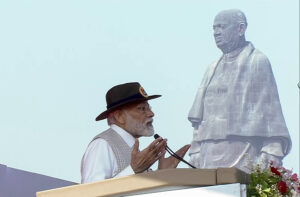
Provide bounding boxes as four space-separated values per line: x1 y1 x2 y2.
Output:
81 138 118 183
81 138 136 183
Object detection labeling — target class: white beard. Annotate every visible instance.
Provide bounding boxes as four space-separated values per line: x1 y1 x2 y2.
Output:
124 112 154 137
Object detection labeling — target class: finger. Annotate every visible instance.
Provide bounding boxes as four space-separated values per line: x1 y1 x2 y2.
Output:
150 149 165 165
148 141 166 157
147 143 166 164
145 151 163 167
131 138 139 156
148 137 163 151
147 146 163 161
158 149 166 162
151 139 167 153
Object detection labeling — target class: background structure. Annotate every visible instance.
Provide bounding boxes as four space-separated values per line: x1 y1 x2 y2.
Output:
0 0 298 182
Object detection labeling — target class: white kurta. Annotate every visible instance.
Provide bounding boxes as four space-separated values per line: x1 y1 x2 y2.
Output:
81 124 135 183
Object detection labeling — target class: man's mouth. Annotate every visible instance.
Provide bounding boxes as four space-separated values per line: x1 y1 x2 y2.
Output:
146 119 153 126
215 37 222 42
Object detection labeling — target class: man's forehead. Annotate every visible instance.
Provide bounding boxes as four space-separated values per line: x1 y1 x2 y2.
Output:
214 11 238 25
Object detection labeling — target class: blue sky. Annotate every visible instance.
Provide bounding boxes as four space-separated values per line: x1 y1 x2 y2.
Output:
0 0 298 182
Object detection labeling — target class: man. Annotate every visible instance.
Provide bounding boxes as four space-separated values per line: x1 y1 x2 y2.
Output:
188 9 291 173
81 82 190 183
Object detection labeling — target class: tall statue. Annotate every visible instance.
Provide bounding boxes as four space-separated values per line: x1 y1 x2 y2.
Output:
188 9 291 173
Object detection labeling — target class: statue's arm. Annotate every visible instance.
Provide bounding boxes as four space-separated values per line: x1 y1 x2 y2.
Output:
250 52 290 165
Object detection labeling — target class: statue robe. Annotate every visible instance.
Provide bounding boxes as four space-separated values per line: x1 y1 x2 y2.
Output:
188 42 291 171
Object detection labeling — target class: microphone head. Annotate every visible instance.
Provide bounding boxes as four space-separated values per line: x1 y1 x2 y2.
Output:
154 134 160 139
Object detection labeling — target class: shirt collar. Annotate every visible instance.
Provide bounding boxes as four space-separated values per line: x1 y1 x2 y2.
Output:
222 42 249 61
110 124 135 148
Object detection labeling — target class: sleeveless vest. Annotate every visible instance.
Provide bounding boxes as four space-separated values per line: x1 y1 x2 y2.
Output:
92 128 133 176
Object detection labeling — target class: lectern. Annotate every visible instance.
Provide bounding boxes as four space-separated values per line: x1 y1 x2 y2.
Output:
36 168 250 197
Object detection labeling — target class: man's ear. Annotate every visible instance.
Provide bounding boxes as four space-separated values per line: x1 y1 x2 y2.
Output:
113 109 126 125
238 23 247 36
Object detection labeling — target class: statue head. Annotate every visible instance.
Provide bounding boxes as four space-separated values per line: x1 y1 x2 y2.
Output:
213 9 248 53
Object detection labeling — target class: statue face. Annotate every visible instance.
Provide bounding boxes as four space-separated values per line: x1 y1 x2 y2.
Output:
213 13 241 53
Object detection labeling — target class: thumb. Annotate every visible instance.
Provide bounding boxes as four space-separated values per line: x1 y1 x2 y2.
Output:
176 144 191 158
132 138 139 155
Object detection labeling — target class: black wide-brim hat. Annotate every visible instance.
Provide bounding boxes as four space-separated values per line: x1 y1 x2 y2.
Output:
95 82 161 121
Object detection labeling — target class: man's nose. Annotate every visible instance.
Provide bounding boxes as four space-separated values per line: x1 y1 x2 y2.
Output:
146 108 154 117
214 28 221 36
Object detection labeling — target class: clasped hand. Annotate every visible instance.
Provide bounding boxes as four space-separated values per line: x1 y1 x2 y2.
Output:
131 137 190 173
131 137 166 173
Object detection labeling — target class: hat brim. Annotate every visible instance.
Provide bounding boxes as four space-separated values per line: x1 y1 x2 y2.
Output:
95 95 161 121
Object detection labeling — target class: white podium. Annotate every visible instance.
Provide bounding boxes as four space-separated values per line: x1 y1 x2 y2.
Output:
36 168 249 197
130 183 246 197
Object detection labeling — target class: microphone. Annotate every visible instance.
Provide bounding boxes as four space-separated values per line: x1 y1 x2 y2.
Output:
154 134 196 169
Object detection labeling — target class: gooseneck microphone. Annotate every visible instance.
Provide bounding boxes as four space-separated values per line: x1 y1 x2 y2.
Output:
154 134 196 169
